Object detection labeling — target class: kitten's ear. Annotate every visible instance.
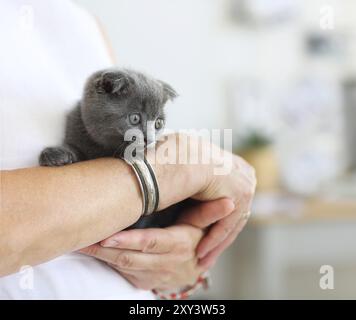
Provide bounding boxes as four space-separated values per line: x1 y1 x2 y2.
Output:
96 71 130 95
159 80 178 103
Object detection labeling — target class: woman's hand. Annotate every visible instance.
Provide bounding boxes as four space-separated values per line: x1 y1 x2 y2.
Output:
148 134 257 269
79 198 235 291
78 133 255 291
192 153 256 268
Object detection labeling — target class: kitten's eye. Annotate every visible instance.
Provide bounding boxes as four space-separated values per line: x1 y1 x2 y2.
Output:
129 113 141 125
155 118 164 130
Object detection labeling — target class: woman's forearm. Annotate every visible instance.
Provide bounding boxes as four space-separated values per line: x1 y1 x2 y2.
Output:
0 158 144 276
0 134 210 277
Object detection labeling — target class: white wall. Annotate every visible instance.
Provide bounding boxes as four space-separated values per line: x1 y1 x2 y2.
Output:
74 0 356 132
74 0 356 129
73 0 304 131
75 0 225 130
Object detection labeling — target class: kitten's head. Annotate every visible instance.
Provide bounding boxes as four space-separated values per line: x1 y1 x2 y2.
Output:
81 68 177 153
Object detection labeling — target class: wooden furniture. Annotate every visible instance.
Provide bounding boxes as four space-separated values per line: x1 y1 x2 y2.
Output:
201 194 356 299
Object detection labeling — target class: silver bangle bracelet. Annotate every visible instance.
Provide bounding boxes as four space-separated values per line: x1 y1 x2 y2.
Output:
125 157 159 216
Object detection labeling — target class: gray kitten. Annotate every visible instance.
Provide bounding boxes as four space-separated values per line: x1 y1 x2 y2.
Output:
39 68 176 165
39 68 189 228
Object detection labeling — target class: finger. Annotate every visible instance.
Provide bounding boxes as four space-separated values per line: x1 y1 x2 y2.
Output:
195 176 253 256
122 273 156 291
100 228 175 253
196 212 237 258
196 191 252 258
113 264 202 292
80 245 175 271
177 198 235 228
119 271 155 291
197 196 252 258
198 223 244 269
109 265 160 291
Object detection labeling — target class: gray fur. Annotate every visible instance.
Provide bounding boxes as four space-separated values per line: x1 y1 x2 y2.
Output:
39 68 177 166
39 68 180 229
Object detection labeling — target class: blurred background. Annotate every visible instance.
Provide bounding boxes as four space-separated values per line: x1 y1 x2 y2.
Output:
75 0 356 299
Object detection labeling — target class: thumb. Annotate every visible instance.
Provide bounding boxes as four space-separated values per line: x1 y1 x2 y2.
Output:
177 198 235 229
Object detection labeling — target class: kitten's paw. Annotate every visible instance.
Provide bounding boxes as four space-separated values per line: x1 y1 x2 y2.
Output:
39 147 76 167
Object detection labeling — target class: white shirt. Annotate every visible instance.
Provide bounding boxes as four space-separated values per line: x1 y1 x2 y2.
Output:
0 0 154 300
